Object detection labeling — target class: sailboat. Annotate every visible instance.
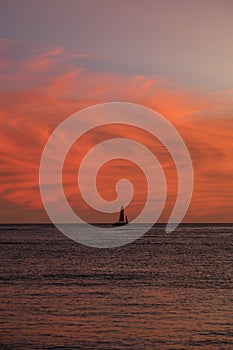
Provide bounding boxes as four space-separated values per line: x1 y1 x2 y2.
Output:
113 206 129 226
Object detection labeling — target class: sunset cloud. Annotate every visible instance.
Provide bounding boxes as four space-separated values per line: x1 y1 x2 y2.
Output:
0 40 232 223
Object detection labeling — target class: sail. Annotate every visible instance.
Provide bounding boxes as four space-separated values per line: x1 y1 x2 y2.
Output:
119 206 125 222
113 206 129 226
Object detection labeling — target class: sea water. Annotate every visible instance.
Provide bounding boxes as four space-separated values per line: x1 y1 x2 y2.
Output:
0 224 232 349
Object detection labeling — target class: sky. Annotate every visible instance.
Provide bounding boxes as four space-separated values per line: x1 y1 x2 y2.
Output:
0 0 232 223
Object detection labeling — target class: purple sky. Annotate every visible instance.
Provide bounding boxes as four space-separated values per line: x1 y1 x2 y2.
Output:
1 0 232 89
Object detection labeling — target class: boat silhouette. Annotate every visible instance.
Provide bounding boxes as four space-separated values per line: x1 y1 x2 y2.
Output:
113 206 129 226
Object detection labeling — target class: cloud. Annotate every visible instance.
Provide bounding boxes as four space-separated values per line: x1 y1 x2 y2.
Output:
0 40 232 222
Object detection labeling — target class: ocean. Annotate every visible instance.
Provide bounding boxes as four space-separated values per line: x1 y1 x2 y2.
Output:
0 224 232 349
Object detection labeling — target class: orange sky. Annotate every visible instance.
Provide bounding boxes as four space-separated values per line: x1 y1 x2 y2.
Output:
0 38 232 223
1 0 233 225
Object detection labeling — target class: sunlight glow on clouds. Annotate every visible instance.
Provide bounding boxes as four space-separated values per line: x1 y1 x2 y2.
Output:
0 40 232 222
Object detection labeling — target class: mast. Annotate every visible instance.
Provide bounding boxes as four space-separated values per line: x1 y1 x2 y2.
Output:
119 206 125 222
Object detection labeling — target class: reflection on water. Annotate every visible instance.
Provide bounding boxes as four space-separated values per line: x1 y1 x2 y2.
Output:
0 224 232 349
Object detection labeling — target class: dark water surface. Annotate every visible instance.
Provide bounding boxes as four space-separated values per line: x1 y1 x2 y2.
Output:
0 224 232 349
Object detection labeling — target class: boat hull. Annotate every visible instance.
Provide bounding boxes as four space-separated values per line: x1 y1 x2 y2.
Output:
112 221 128 227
